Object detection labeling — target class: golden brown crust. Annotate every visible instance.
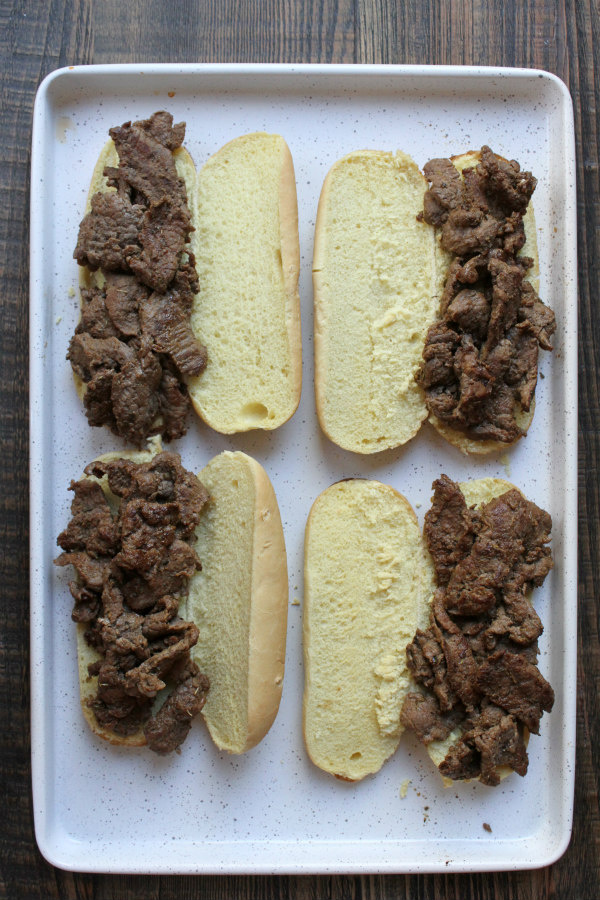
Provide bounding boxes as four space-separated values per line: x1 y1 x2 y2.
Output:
245 454 289 750
278 139 303 420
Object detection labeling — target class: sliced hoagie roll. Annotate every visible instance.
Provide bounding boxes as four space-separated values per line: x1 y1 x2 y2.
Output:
188 132 302 434
303 479 433 780
313 150 439 453
69 117 301 444
313 147 553 456
190 450 289 753
303 475 554 787
55 442 288 756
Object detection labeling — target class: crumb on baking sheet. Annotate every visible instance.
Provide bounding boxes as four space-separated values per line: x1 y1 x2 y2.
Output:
483 822 492 833
399 778 410 798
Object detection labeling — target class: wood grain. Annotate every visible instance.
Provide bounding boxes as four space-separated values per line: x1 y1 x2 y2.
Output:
1 0 598 897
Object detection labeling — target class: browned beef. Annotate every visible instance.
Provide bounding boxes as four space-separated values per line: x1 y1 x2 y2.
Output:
158 369 192 442
476 649 554 734
417 147 555 443
439 703 529 785
68 333 134 382
144 665 209 755
78 286 120 339
110 351 163 446
403 475 553 784
438 739 481 781
74 192 145 272
423 474 479 585
56 479 119 557
421 158 463 226
401 692 465 743
140 289 207 377
54 453 210 754
128 198 192 293
70 112 206 445
103 273 145 337
108 112 190 213
446 289 491 339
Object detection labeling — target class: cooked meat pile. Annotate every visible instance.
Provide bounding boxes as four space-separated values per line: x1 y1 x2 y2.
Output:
69 111 207 445
55 452 210 754
416 146 556 443
401 475 554 785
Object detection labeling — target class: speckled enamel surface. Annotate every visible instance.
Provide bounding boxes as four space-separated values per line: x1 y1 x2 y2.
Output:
29 63 577 875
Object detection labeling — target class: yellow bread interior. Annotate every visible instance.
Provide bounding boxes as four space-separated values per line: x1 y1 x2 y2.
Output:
189 451 289 753
303 479 433 780
188 132 302 434
313 150 438 453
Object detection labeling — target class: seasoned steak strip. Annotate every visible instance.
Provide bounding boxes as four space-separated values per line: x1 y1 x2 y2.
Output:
70 111 207 446
55 452 210 755
401 475 553 784
417 147 555 443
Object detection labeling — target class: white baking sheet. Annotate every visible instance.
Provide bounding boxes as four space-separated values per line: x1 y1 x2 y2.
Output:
30 63 577 874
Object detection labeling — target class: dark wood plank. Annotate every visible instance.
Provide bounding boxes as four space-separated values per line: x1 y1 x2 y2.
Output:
1 0 598 897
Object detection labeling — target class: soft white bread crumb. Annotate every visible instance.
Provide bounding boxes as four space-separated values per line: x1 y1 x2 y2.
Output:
190 451 288 753
303 479 433 781
313 150 438 453
188 133 302 434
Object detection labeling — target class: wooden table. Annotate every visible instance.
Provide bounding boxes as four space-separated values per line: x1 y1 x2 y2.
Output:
1 1 598 897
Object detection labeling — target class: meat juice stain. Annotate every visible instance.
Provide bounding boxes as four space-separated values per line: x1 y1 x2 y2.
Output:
56 116 75 143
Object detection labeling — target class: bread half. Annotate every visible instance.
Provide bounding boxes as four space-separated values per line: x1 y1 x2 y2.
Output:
189 451 289 753
303 479 433 780
313 151 438 453
188 133 302 433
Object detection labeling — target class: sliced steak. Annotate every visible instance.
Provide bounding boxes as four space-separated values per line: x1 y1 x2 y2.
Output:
55 453 210 754
417 147 555 443
403 475 553 784
70 112 202 444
